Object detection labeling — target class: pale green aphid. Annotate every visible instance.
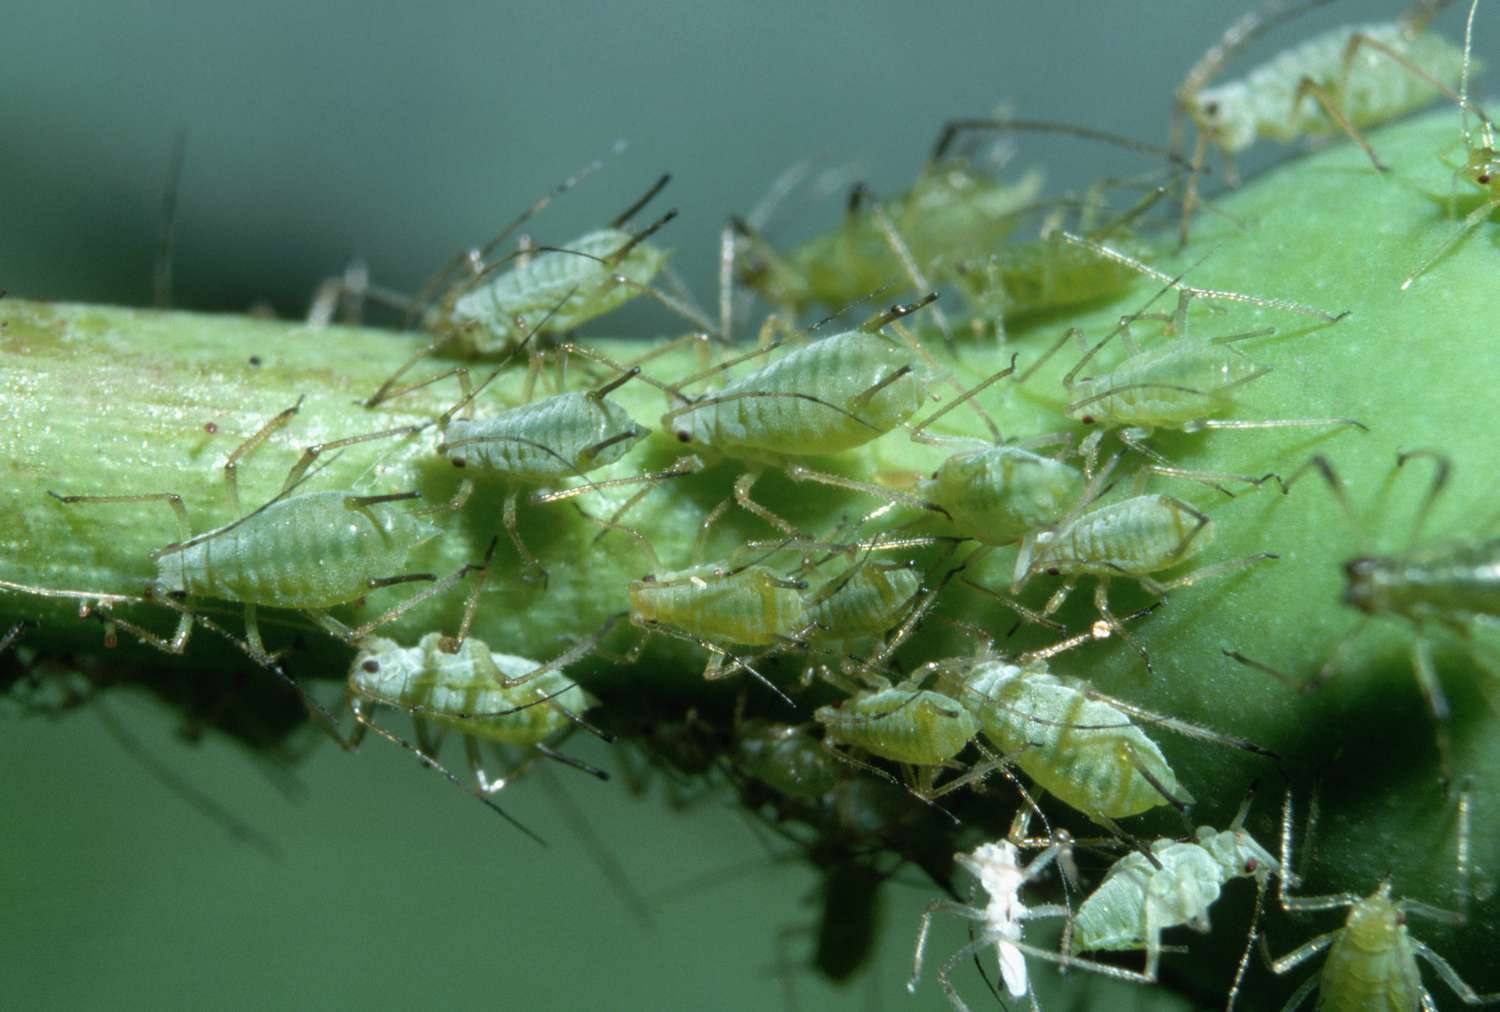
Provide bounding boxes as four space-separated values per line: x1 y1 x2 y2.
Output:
46 400 458 667
733 161 1043 317
1270 791 1500 1011
1068 814 1282 1001
920 444 1086 547
1012 491 1274 674
1403 0 1500 289
440 174 677 355
932 655 1187 822
627 562 811 704
1266 450 1500 777
733 721 845 801
437 361 651 585
1175 0 1471 241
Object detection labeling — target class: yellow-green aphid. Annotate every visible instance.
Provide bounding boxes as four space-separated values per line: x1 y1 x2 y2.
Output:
734 721 845 800
1069 805 1282 995
629 563 808 648
663 300 932 462
1270 792 1500 1010
920 445 1085 546
348 632 594 750
735 162 1042 316
1404 0 1500 289
1176 0 1470 240
935 656 1185 821
440 176 677 354
47 401 454 667
815 681 979 767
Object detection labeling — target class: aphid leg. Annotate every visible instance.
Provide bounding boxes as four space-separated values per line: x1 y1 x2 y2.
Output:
907 898 987 997
1410 631 1456 782
907 355 1016 448
1088 687 1280 760
1116 427 1261 497
853 184 956 349
958 575 1068 633
783 465 952 521
307 548 491 648
1408 939 1500 1003
1401 190 1500 290
348 699 545 844
1277 452 1369 538
733 470 809 542
279 427 423 497
1140 551 1281 599
818 740 959 824
502 490 548 587
49 490 192 544
1395 448 1453 548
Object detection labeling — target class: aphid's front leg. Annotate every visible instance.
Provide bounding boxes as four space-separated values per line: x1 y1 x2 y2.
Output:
732 469 808 542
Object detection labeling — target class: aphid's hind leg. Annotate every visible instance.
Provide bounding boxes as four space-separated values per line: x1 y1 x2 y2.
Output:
1140 551 1280 597
503 489 548 587
784 465 952 521
1410 630 1456 783
1409 938 1500 1003
1291 74 1388 172
1401 193 1500 290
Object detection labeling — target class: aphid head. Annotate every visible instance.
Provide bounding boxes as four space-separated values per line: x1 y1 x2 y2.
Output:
1341 556 1389 614
1346 884 1404 947
1463 144 1500 194
1189 83 1256 153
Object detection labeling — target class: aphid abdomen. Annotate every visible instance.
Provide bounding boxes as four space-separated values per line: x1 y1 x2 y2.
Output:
816 685 979 765
986 238 1141 318
922 446 1084 545
671 331 924 456
806 564 921 639
350 633 588 745
629 564 806 646
1318 896 1424 1012
155 492 438 608
1073 842 1225 952
957 661 1180 819
449 228 667 350
1038 495 1212 576
441 392 643 482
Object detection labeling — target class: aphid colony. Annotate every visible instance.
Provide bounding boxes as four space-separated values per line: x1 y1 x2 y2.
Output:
10 1 1498 1007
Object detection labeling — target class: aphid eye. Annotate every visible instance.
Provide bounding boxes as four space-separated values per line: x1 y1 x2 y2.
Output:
675 430 693 443
929 470 939 480
451 457 467 468
1395 911 1407 926
1080 415 1096 425
361 659 380 673
1204 101 1220 117
1244 857 1258 873
204 422 218 434
1479 173 1492 184
1045 567 1060 576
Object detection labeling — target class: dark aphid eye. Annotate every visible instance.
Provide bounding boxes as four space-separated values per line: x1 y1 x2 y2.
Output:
1244 857 1258 873
1478 173 1492 184
675 430 693 443
361 659 380 673
1204 101 1220 116
451 457 467 468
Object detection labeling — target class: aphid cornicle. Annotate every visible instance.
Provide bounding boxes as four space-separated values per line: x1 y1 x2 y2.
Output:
1270 791 1500 1010
46 401 470 669
1175 0 1471 240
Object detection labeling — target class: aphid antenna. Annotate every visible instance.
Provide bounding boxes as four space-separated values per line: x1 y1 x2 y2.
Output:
153 129 186 309
806 281 900 335
1058 230 1349 322
929 116 1197 173
1274 453 1371 547
1393 447 1452 548
908 354 1018 448
848 184 958 350
609 172 671 228
351 707 546 846
488 612 627 692
405 154 608 329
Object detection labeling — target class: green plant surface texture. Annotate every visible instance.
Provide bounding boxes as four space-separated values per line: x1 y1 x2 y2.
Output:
3 110 1499 1008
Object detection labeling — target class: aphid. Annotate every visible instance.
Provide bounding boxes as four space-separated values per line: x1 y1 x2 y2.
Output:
733 721 845 801
732 162 1043 317
434 356 654 584
920 443 1087 547
1403 0 1500 289
46 402 475 670
1067 799 1283 997
1256 450 1500 777
347 632 604 794
1176 0 1471 241
802 556 924 644
1019 251 1362 491
1011 493 1277 673
628 561 811 703
430 173 683 355
1270 790 1500 1009
659 297 937 551
909 808 1119 1012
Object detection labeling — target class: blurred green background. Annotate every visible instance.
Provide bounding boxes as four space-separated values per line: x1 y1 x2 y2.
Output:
0 2 1478 1009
